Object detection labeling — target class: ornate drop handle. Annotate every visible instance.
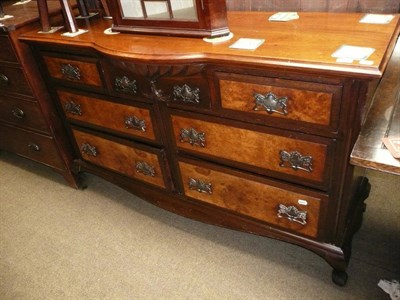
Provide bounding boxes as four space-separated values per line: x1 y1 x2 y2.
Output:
279 150 313 172
125 116 146 132
179 127 206 147
277 204 307 225
253 92 288 115
173 84 200 104
60 64 81 81
0 73 9 86
114 76 137 94
64 100 82 116
135 161 155 177
11 108 25 119
81 143 98 157
28 143 40 152
188 178 213 194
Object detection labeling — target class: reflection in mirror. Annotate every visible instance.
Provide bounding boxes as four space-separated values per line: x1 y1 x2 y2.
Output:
121 0 197 21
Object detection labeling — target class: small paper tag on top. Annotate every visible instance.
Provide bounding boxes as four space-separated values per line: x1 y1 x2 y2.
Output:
229 38 265 50
360 14 394 24
269 12 299 22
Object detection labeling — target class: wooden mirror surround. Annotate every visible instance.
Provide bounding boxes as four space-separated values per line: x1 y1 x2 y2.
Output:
107 0 230 37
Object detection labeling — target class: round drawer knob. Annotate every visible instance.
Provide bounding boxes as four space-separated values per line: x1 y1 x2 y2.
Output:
0 73 9 86
11 108 25 119
28 143 40 152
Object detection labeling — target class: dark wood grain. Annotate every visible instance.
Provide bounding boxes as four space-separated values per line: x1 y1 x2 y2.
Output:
226 0 400 13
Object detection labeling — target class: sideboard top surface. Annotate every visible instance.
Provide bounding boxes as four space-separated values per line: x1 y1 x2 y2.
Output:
20 11 400 78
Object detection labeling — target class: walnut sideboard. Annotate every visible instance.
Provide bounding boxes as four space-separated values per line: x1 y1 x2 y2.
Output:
20 12 400 285
0 0 79 187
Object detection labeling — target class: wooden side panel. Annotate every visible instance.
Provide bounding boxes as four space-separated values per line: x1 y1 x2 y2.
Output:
179 160 323 238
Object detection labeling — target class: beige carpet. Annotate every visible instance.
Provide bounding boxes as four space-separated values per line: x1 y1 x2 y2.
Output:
0 151 399 299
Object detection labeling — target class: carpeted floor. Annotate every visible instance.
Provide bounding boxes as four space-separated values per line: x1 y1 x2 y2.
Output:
0 151 399 299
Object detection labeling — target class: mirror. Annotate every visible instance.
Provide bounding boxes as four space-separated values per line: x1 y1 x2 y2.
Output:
120 0 197 21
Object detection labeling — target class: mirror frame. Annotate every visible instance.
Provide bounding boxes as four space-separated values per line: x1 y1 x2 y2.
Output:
107 0 230 38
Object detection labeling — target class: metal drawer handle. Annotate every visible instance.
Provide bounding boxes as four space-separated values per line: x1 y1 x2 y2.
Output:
135 161 155 177
279 150 313 172
179 127 206 147
0 73 9 86
60 64 81 81
253 92 288 115
125 116 146 132
188 178 212 194
277 204 307 225
114 76 137 94
64 100 82 116
173 84 200 104
81 143 98 157
28 143 40 152
11 108 25 119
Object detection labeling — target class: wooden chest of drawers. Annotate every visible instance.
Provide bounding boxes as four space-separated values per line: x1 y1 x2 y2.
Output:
0 1 78 187
20 11 400 285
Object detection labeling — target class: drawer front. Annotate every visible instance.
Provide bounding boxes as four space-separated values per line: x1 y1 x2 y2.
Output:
43 55 103 87
0 95 50 133
216 72 341 130
0 35 18 63
179 160 324 238
0 123 64 169
58 90 157 141
0 65 32 96
171 114 332 187
72 129 167 189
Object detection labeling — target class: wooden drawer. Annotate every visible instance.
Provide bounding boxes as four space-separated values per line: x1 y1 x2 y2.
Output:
102 59 210 108
216 72 342 132
0 94 50 133
72 128 168 189
57 90 157 142
171 113 334 188
43 55 103 88
179 160 325 238
0 123 64 169
0 65 32 96
0 35 18 63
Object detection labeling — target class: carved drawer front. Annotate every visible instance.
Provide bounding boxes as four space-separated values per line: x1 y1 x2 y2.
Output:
0 123 64 170
179 160 324 238
58 90 157 141
0 95 50 133
72 129 167 189
0 65 32 96
0 35 18 63
171 114 333 188
43 55 103 87
216 72 341 130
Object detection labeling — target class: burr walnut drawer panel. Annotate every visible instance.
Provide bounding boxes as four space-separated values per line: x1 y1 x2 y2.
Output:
171 113 334 188
57 90 157 142
0 94 50 133
42 55 103 88
0 123 64 169
216 72 342 131
72 128 167 189
179 160 325 238
0 65 32 96
0 35 18 63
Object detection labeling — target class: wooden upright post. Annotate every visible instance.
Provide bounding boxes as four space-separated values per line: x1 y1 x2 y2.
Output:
58 0 78 33
37 0 51 32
